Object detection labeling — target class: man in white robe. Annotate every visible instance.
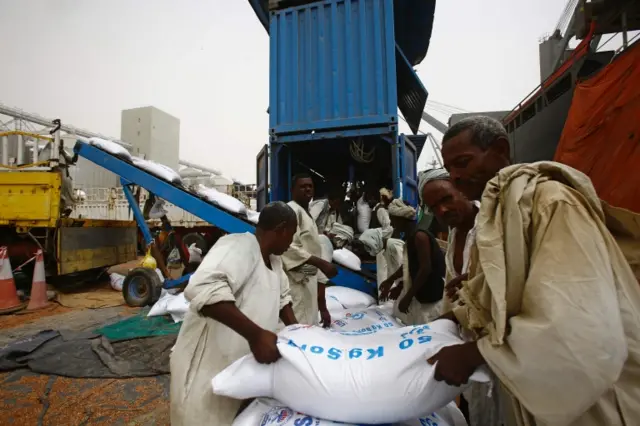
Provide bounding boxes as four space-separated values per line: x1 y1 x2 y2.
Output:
430 116 640 426
282 174 338 326
170 202 299 426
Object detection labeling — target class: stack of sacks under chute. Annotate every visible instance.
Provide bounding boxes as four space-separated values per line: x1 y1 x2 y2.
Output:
214 285 484 425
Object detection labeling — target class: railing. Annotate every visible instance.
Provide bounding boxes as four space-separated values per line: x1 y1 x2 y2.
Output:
502 21 597 126
0 130 55 168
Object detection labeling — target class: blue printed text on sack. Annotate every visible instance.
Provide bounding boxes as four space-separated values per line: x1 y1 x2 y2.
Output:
287 334 432 360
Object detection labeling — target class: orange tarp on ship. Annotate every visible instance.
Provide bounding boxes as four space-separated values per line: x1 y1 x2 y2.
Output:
554 42 640 213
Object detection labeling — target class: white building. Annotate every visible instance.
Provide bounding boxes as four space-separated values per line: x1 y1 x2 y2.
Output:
69 106 180 189
121 106 180 172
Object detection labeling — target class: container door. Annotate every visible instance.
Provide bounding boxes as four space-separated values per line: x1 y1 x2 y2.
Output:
256 144 269 211
396 135 419 207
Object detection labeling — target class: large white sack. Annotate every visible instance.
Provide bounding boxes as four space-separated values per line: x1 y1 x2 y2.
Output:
87 137 132 161
109 273 125 291
187 243 203 263
330 305 401 333
233 398 352 426
147 289 172 317
213 320 489 424
166 292 189 323
376 300 395 318
325 286 375 310
246 210 260 224
325 295 346 314
132 157 182 185
233 398 467 426
147 285 187 321
356 196 371 233
318 235 334 261
196 184 247 215
399 401 468 426
332 248 361 271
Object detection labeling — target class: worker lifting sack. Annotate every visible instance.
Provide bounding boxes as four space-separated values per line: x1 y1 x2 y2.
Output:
213 319 489 424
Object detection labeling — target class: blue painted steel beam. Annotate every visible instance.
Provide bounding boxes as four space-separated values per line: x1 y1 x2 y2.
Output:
332 267 377 296
165 274 191 290
121 181 192 290
272 125 396 143
121 182 154 246
73 141 255 234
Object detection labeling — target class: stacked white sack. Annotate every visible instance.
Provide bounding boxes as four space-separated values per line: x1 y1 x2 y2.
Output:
233 398 467 426
213 320 489 424
195 184 247 215
333 248 362 271
148 289 190 323
330 305 401 333
325 295 346 315
325 286 375 310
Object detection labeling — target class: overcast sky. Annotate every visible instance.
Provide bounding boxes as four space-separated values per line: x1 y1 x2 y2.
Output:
0 0 568 182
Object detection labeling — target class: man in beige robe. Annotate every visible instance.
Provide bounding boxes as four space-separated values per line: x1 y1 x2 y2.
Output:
428 116 640 426
282 174 338 326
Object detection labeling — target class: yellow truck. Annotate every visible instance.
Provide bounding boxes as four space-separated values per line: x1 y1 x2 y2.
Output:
0 129 137 289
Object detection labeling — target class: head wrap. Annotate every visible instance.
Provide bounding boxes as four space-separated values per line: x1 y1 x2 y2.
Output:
418 168 450 205
358 228 384 256
417 168 450 230
387 199 416 220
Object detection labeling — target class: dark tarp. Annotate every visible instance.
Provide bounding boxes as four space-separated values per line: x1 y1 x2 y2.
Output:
0 329 175 378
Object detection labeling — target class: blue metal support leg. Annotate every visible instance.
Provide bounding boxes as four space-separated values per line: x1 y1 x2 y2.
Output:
120 179 191 290
121 179 154 245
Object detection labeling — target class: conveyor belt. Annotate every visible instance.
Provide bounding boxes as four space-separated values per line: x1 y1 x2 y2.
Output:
73 140 378 296
74 140 255 234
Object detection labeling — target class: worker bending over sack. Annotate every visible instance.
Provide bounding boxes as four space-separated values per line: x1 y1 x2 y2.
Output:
429 116 640 426
283 174 338 326
379 199 445 325
421 169 503 426
170 202 299 426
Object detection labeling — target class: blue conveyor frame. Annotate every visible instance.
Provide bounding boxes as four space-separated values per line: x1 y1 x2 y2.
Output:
73 140 377 296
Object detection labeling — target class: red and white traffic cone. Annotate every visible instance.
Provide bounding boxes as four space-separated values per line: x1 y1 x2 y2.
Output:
0 247 25 314
25 249 50 312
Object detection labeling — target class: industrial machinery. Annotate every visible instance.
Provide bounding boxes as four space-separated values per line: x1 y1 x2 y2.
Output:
0 123 137 288
73 139 376 306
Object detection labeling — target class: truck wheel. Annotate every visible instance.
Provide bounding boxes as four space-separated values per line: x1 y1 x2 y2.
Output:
123 267 163 307
182 232 209 256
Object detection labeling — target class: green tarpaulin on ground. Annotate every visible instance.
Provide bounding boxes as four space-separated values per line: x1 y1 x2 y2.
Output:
96 309 181 341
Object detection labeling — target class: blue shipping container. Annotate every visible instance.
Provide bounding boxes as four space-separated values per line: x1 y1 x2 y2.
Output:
269 0 398 136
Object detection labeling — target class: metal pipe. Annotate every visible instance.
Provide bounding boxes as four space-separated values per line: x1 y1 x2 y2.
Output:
0 102 133 149
622 11 628 48
179 170 211 178
1 136 7 165
0 131 53 140
0 103 220 168
17 134 23 165
178 159 222 176
551 7 578 72
32 139 39 163
51 120 60 163
420 111 449 134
